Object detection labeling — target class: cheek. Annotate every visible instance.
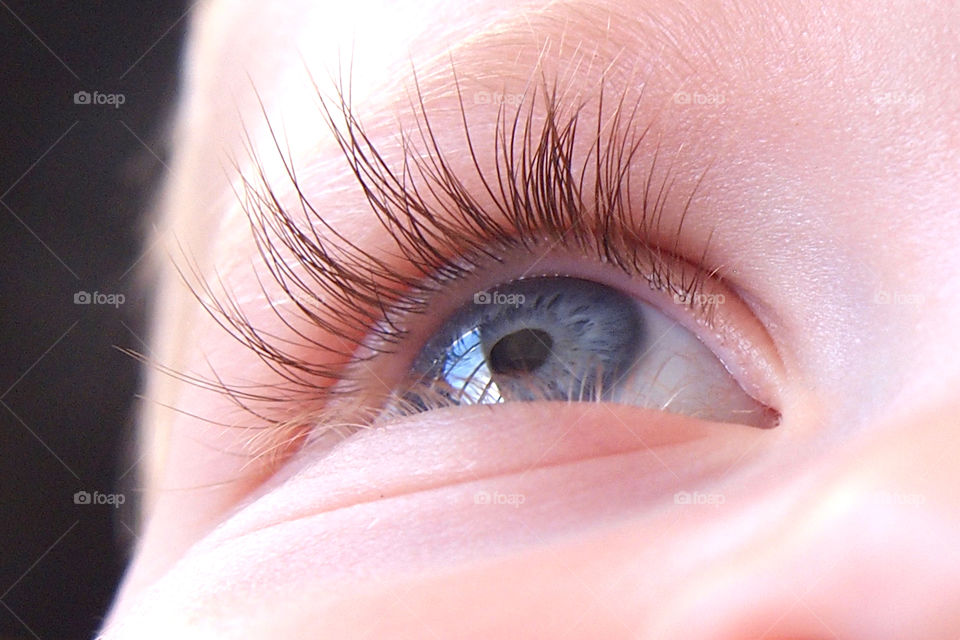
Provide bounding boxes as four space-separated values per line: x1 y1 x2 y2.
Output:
654 398 960 639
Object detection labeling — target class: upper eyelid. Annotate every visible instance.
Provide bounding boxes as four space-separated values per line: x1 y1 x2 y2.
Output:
189 2 767 340
193 71 787 410
234 78 709 343
172 0 874 336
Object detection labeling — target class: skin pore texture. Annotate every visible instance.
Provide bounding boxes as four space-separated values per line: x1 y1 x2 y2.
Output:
103 0 960 638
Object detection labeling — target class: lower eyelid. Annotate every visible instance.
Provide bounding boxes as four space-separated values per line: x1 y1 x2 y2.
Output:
207 402 766 547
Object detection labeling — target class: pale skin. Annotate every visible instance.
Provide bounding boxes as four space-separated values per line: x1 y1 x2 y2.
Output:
102 0 960 638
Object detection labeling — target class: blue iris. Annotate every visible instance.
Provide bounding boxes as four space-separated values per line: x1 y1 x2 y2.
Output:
403 277 645 408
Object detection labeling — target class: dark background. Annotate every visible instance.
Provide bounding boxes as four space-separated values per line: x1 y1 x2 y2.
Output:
0 3 188 638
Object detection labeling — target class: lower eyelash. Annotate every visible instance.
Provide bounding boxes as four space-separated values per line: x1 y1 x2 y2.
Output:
165 69 721 456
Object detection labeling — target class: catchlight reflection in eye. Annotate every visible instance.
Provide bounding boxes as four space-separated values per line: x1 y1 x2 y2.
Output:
396 276 775 427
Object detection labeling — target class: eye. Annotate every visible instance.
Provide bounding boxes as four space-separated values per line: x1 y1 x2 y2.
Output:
390 274 777 428
209 78 787 452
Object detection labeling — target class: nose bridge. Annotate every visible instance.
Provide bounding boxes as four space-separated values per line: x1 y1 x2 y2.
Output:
651 399 960 639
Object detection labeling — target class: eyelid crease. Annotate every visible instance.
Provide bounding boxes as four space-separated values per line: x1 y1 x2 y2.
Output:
179 68 768 458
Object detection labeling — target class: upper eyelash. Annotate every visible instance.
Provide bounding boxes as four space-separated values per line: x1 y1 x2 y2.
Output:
168 69 720 446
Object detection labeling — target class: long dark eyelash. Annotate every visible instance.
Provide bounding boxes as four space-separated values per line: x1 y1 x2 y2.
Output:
167 68 717 454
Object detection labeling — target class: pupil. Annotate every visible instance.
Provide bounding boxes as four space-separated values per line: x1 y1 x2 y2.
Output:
488 328 553 375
